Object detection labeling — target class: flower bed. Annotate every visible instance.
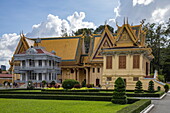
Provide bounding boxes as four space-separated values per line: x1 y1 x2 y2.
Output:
42 87 99 92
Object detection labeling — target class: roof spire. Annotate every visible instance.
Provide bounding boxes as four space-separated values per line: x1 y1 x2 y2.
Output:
140 19 146 25
116 21 119 28
104 20 108 30
124 17 125 24
105 20 107 25
127 17 128 24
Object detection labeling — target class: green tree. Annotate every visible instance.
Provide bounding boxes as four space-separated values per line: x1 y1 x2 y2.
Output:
111 77 127 104
143 23 167 73
74 28 93 53
162 45 170 82
134 80 143 93
94 25 114 34
164 84 169 92
148 80 154 93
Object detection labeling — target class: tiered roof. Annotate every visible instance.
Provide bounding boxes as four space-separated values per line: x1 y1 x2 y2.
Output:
10 21 153 70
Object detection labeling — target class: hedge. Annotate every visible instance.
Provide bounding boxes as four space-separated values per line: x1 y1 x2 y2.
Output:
126 91 164 97
0 94 139 103
0 94 112 101
0 90 164 97
117 99 151 113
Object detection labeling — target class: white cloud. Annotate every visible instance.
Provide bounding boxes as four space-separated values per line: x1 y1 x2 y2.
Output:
26 12 96 38
0 33 20 69
107 0 170 26
133 0 154 6
150 7 170 23
108 0 121 25
0 12 96 69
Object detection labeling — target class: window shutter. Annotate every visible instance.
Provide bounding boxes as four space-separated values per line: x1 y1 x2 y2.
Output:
106 56 112 69
133 55 140 68
119 56 126 69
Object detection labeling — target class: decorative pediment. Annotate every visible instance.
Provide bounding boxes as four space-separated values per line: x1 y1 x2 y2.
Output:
114 24 139 47
90 26 114 61
14 34 29 54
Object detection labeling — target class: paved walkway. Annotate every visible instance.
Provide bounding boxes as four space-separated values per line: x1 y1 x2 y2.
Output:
149 93 170 113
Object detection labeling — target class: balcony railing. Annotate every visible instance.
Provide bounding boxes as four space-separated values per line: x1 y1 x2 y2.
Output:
15 80 59 83
14 66 61 70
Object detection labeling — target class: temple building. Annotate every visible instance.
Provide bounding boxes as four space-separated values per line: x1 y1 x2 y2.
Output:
9 20 164 89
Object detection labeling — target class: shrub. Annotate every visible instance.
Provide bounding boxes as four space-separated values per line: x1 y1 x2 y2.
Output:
117 99 151 113
42 80 47 85
82 81 86 87
3 81 8 86
42 80 46 87
134 80 143 93
158 74 165 82
74 84 81 88
50 81 56 86
62 79 79 89
98 84 101 87
111 77 127 104
157 86 161 91
27 81 34 90
86 84 92 88
148 80 154 93
164 84 169 93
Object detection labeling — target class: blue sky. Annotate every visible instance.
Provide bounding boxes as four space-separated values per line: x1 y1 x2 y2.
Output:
0 0 117 36
0 0 170 68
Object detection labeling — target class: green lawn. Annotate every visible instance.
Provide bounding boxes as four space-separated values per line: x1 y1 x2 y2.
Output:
0 98 128 113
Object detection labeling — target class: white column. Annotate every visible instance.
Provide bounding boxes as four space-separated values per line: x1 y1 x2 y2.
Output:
42 73 45 80
36 73 39 81
26 72 28 81
20 74 22 81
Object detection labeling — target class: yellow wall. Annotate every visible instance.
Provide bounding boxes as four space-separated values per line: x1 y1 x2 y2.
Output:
101 54 164 90
103 54 147 76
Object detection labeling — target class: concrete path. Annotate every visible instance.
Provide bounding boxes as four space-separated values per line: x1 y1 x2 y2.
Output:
149 93 170 113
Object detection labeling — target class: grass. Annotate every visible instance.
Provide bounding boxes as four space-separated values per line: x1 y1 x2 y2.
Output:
0 98 128 113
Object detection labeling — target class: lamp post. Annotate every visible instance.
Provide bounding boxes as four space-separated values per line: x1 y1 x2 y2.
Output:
105 81 110 90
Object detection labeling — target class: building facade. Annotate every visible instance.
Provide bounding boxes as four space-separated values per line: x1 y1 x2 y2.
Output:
13 46 61 83
10 21 164 89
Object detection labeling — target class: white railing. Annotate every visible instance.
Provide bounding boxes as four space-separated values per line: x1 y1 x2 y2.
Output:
14 66 61 70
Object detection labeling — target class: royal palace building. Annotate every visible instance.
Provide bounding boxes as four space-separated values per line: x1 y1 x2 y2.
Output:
9 21 165 89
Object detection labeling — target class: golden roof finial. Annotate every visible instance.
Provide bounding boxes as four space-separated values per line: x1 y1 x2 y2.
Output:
127 17 128 24
104 20 108 30
82 29 86 36
124 17 125 24
140 19 146 25
116 21 120 28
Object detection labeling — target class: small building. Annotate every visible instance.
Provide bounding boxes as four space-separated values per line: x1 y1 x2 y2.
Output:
13 46 61 84
1 65 6 71
0 74 12 85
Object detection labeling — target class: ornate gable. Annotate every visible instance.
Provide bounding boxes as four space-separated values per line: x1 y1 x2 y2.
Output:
90 26 114 62
14 34 29 54
114 24 139 47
